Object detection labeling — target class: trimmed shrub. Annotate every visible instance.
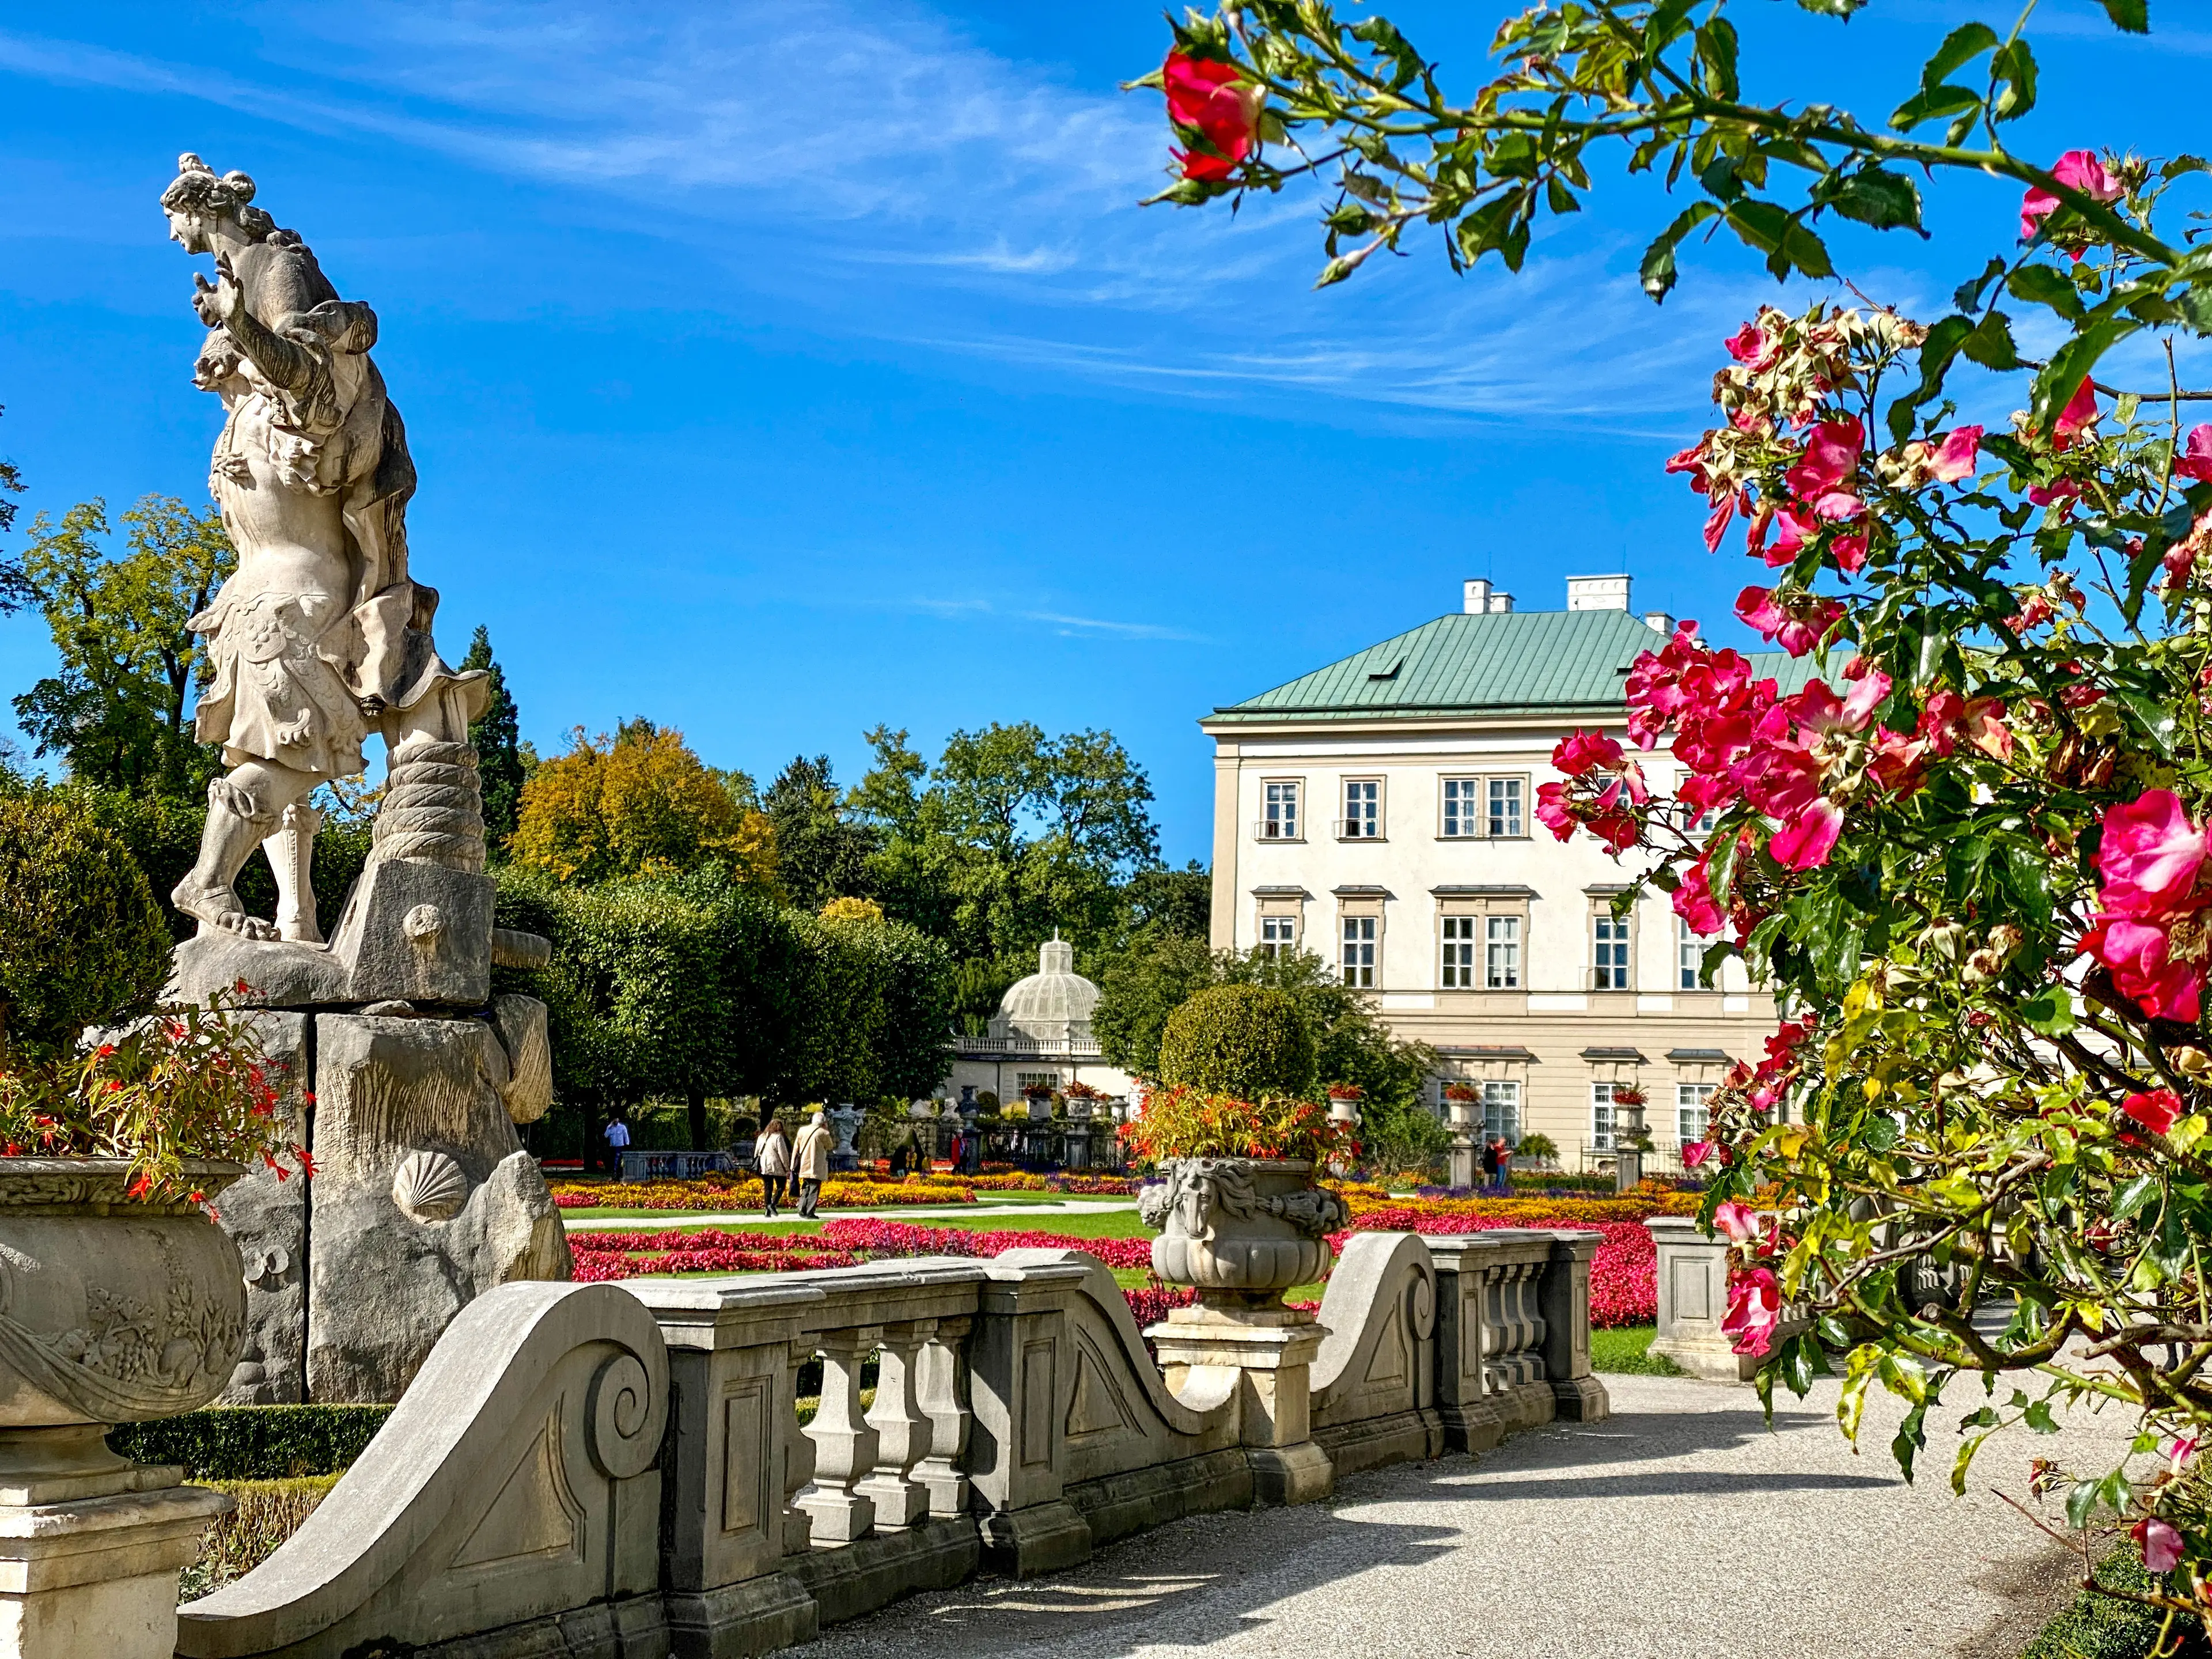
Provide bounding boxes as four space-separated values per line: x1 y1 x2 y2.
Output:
179 1475 338 1600
108 1404 393 1479
0 791 171 1058
1154 984 1315 1100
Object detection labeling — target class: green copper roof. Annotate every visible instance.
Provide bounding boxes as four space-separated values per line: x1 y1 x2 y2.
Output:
1209 608 1819 723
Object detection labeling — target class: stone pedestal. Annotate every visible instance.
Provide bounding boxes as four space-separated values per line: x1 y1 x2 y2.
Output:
1647 1217 1754 1381
0 1430 229 1659
1612 1145 1645 1193
1446 1137 1478 1191
1150 1307 1332 1506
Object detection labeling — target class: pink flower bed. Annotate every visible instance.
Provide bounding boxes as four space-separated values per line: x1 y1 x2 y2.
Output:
1331 1209 1656 1327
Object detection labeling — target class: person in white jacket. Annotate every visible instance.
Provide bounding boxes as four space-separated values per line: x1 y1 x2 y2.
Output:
793 1111 834 1219
754 1117 791 1217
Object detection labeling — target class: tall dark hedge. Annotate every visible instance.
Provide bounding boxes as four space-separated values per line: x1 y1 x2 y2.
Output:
0 791 172 1058
1154 983 1316 1100
494 866 954 1150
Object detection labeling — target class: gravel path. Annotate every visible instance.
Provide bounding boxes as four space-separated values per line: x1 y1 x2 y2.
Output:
805 1371 2135 1659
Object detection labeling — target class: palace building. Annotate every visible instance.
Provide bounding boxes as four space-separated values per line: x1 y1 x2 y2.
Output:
1200 574 1812 1166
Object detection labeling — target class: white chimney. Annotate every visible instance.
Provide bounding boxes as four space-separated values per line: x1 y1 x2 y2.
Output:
1644 610 1673 634
1566 574 1631 612
1463 578 1490 615
1487 590 1513 613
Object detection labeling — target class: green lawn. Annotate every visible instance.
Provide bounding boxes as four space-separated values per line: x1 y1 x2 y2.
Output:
1590 1325 1681 1376
2020 1547 2195 1658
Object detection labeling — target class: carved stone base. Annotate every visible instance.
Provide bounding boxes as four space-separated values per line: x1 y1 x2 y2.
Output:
978 1498 1092 1578
1247 1441 1334 1508
1439 1397 1507 1455
0 1456 228 1659
1551 1374 1612 1422
664 1574 817 1659
1313 1406 1442 1478
788 1517 979 1627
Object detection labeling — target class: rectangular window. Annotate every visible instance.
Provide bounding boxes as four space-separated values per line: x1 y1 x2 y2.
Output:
1259 915 1297 958
1678 1082 1714 1146
1441 778 1478 838
1440 915 1478 988
1592 914 1631 990
1484 915 1521 989
1590 1082 1617 1152
1016 1071 1060 1094
1340 779 1381 839
1677 918 1704 990
1482 1080 1522 1146
1486 777 1524 838
1342 916 1377 987
1262 781 1300 840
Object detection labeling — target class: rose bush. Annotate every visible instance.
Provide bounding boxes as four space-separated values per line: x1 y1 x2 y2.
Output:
1146 0 2212 1626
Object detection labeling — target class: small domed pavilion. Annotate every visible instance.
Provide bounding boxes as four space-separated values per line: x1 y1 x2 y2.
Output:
940 937 1134 1108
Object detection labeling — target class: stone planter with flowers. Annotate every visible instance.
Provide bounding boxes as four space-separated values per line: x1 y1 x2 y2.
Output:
0 994 309 1655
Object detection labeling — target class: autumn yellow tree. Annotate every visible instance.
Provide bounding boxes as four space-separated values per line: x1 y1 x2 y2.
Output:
509 722 775 888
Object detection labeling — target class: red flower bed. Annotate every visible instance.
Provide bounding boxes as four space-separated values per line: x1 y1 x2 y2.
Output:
567 1220 1153 1282
1335 1210 1656 1327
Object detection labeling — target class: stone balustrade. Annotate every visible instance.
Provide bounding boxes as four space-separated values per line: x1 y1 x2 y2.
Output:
175 1230 1608 1658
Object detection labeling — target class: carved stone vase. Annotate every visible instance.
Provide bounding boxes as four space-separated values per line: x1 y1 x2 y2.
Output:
1138 1158 1349 1305
0 1158 248 1658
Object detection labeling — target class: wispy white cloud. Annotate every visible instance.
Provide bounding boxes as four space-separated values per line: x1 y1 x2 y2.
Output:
899 596 1203 643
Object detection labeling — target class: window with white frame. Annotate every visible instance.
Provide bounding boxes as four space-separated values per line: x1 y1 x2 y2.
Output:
1440 915 1478 987
1590 1081 1618 1152
1677 917 1705 990
1342 915 1377 987
1678 1082 1715 1145
1015 1071 1060 1094
1487 777 1525 838
1484 914 1521 988
1482 1080 1522 1145
1340 779 1381 839
1440 777 1478 838
1261 780 1300 840
1259 915 1297 957
1592 913 1631 990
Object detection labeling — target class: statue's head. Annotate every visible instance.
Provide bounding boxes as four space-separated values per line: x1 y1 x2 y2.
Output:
161 153 275 251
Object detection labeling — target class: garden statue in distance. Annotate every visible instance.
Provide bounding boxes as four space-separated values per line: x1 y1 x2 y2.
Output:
154 154 568 1404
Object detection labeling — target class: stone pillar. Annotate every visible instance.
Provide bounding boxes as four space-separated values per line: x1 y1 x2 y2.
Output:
857 1322 934 1529
968 1261 1092 1577
0 1430 229 1659
1647 1217 1758 1381
797 1328 881 1543
1149 1308 1332 1506
1427 1236 1506 1453
1538 1231 1612 1421
915 1317 973 1519
628 1279 821 1658
1613 1145 1644 1193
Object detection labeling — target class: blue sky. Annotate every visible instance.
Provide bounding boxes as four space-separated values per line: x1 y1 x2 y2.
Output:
2 1 2206 863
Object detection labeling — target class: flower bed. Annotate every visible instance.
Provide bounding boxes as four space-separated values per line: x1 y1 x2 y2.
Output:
567 1218 1154 1285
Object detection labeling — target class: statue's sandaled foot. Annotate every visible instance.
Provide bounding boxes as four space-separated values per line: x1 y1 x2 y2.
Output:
172 877 282 942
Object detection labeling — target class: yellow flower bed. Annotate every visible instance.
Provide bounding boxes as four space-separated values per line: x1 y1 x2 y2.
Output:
551 1175 977 1211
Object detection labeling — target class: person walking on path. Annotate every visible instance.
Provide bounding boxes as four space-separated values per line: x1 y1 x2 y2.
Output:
1479 1135 1500 1197
755 1116 791 1218
601 1109 631 1179
1494 1138 1514 1195
793 1111 833 1219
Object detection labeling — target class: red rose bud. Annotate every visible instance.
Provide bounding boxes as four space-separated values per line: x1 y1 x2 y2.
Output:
1163 50 1262 181
2122 1088 2184 1136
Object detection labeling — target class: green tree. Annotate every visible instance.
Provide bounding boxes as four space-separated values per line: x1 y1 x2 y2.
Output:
460 626 525 853
1156 983 1315 1099
765 753 879 911
0 405 25 613
1093 933 1218 1078
7 497 233 797
0 789 171 1060
1118 861 1211 944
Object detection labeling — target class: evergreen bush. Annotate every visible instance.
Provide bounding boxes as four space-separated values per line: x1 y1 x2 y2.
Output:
1154 984 1315 1100
108 1404 394 1479
0 791 171 1058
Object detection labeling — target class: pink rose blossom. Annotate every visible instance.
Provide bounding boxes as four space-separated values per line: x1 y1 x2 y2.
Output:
1681 1140 1716 1168
1768 798 1846 871
2133 1516 2184 1575
1735 585 1842 657
2176 425 2212 484
2122 1088 2184 1137
1713 1200 1759 1243
1722 1265 1783 1357
2021 149 2124 252
1724 319 1779 372
1786 418 1863 501
2054 378 2100 450
1929 426 1983 483
2098 791 2207 912
2085 918 2205 1023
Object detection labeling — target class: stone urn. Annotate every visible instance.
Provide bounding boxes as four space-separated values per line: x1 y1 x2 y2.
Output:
0 1158 248 1455
1138 1158 1349 1303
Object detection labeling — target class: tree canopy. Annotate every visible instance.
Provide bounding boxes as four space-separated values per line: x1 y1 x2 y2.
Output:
460 625 527 853
4 497 232 796
509 721 775 889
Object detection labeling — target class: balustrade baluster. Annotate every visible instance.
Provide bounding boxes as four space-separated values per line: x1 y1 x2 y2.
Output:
915 1315 972 1517
857 1321 934 1528
797 1327 880 1543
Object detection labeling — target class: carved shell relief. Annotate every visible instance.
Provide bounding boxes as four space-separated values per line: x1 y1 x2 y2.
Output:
392 1150 468 1222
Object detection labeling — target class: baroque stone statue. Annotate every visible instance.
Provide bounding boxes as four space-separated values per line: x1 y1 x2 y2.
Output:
161 153 484 944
